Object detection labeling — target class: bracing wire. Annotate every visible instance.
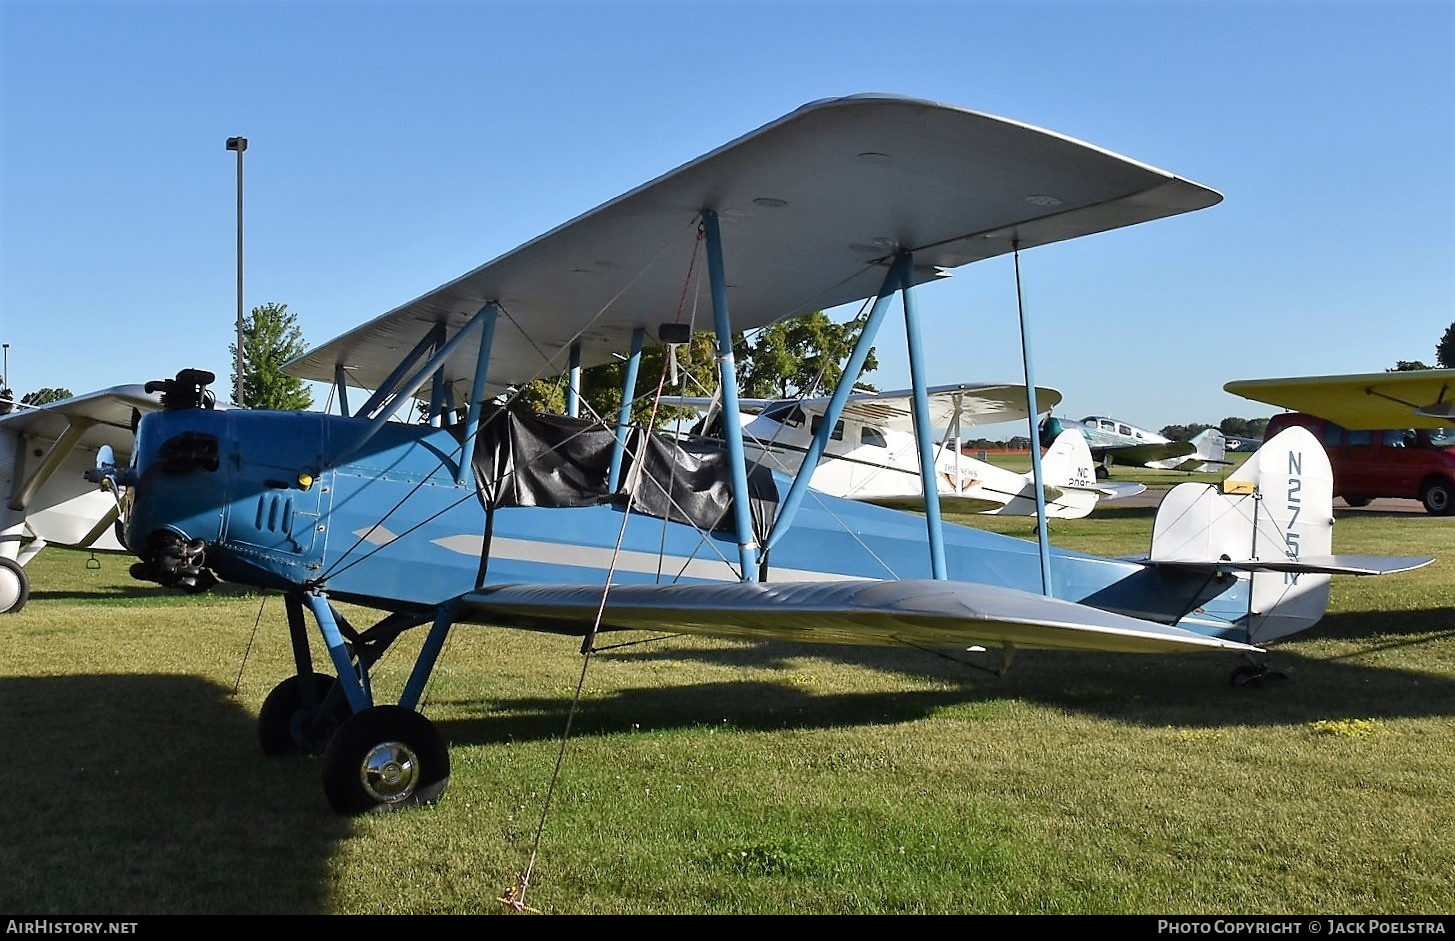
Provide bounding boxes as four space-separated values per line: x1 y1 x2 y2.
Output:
505 286 697 914
230 595 269 697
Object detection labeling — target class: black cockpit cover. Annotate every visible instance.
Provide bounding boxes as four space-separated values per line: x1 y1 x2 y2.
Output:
472 409 778 541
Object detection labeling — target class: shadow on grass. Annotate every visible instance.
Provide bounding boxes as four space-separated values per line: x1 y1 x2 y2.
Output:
29 581 265 606
29 586 195 604
1312 606 1455 642
426 624 1455 748
0 674 349 916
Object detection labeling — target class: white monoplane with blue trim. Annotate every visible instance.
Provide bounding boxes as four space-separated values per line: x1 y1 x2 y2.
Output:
99 94 1432 814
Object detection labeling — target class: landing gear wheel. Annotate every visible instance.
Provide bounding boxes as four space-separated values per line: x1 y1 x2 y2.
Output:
1094 465 1110 480
1342 496 1372 508
1421 479 1455 516
321 705 450 815
258 672 350 756
0 558 29 614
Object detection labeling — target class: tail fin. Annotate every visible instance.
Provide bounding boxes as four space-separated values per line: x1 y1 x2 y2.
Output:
1032 429 1100 518
1148 426 1334 642
1189 428 1230 471
970 429 1099 518
1040 428 1098 491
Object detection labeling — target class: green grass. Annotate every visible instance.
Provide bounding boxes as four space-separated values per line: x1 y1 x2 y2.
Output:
4 507 1455 915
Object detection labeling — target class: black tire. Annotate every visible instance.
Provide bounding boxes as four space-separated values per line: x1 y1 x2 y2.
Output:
1421 479 1455 516
1342 496 1373 508
321 705 450 815
1094 465 1110 480
258 672 349 756
0 557 29 614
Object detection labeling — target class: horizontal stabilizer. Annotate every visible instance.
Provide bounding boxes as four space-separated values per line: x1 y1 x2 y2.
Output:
1078 481 1147 500
464 579 1261 654
1150 554 1434 577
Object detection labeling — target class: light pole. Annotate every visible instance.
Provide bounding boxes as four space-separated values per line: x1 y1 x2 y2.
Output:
225 136 247 405
1 343 11 414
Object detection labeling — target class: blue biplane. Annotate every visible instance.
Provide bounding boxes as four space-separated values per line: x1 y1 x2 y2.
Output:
95 95 1431 814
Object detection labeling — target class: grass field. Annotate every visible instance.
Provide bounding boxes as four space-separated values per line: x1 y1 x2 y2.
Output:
3 495 1454 915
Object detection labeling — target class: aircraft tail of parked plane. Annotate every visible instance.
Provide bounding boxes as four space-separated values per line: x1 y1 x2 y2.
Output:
923 426 1145 519
1143 423 1382 646
1145 427 1230 473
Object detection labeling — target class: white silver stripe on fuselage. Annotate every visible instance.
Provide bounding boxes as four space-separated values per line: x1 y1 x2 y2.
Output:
432 535 863 583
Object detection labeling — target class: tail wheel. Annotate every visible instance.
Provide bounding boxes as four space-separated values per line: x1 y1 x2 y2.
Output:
0 558 29 614
1421 479 1455 516
321 706 450 815
1341 496 1373 508
258 672 350 756
1231 663 1287 688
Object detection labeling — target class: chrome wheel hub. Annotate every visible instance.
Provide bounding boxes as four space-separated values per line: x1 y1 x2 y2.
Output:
359 740 419 803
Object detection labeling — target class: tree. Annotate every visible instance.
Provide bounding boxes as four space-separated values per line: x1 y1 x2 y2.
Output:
1438 322 1455 368
736 311 878 399
1389 360 1432 372
1159 423 1213 442
230 302 313 410
1219 416 1268 439
21 387 72 406
513 332 718 428
511 311 877 428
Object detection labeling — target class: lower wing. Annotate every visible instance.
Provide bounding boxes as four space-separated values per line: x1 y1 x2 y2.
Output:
461 578 1261 654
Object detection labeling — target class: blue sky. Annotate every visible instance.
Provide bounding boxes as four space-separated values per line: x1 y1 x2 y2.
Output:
2 0 1451 434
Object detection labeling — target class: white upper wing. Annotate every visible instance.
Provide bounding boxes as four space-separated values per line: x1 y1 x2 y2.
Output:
285 94 1220 403
829 383 1061 431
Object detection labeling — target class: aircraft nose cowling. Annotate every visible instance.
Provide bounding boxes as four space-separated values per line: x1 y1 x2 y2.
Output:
124 407 231 592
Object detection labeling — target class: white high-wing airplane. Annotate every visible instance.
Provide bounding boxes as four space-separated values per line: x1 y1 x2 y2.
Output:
689 384 1145 518
0 385 163 612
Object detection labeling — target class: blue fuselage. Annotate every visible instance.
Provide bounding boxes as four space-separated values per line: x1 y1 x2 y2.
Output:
123 407 1251 638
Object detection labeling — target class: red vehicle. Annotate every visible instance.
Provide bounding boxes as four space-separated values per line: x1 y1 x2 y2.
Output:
1264 412 1455 515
